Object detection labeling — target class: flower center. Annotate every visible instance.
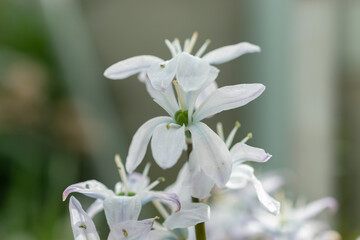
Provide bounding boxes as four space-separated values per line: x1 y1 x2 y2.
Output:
175 110 189 126
117 191 136 196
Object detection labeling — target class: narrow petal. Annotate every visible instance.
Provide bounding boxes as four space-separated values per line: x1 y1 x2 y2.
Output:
87 199 104 219
69 196 100 240
140 191 181 213
126 116 173 173
103 196 142 229
104 55 163 79
147 56 179 91
63 180 114 201
144 78 178 117
195 82 218 109
163 202 210 229
228 165 280 215
108 218 155 240
151 123 185 169
176 53 211 92
230 143 272 165
189 152 215 199
194 84 265 122
188 122 232 187
292 197 338 222
202 42 261 65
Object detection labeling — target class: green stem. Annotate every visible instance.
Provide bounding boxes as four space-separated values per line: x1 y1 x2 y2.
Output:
187 142 207 240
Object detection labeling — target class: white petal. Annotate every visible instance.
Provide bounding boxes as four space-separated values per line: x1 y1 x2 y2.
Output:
188 122 232 187
108 218 155 240
126 116 173 173
292 197 338 222
189 152 215 199
230 143 272 165
230 165 280 215
126 173 150 193
165 163 192 201
140 191 181 212
194 84 265 122
69 196 100 240
151 123 185 169
144 78 178 117
176 53 211 92
195 82 218 109
103 196 142 229
146 229 178 240
104 55 163 79
147 56 179 91
63 180 114 201
163 202 210 229
202 42 261 65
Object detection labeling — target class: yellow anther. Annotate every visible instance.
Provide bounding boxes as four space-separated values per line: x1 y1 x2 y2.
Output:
187 31 199 54
160 64 165 68
166 123 170 130
79 224 87 229
235 121 241 128
122 228 128 237
247 132 253 139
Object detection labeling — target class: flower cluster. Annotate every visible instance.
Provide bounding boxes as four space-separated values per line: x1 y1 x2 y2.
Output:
63 33 339 240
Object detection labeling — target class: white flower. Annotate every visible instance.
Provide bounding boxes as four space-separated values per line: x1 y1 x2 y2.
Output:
125 52 265 188
104 32 260 81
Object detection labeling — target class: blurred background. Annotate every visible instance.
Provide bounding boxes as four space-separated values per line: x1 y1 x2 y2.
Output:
0 0 359 239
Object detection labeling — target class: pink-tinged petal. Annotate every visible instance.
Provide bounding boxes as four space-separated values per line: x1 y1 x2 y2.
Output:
144 78 178 117
103 196 142 229
202 42 261 65
126 116 173 173
69 196 100 240
104 55 163 80
230 143 272 165
176 52 211 92
63 180 114 201
194 84 265 122
163 202 210 229
140 191 181 213
108 218 156 240
228 165 280 215
292 197 338 222
188 122 232 187
86 199 104 219
147 56 179 91
151 123 185 169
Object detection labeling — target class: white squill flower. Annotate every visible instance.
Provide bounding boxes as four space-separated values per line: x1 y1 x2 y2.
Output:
104 32 260 81
125 52 265 188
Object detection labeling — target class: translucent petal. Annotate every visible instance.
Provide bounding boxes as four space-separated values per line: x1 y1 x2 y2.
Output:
176 53 211 92
194 84 265 122
163 202 210 229
140 191 181 213
151 123 185 169
126 116 173 173
188 122 232 187
104 55 163 79
103 196 142 229
292 197 338 222
202 42 260 65
69 196 100 240
63 180 114 201
147 57 179 91
108 219 155 240
230 143 272 165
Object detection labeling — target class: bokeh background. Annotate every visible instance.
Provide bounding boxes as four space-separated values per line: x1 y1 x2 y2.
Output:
0 0 359 239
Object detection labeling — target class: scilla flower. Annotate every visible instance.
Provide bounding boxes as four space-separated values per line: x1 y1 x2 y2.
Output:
125 52 265 188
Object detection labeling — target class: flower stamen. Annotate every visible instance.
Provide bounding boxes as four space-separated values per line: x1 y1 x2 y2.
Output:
142 162 151 178
152 199 170 219
115 154 130 195
241 132 253 144
216 122 225 141
145 177 165 191
172 79 185 112
226 121 241 148
195 39 211 57
187 31 198 54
